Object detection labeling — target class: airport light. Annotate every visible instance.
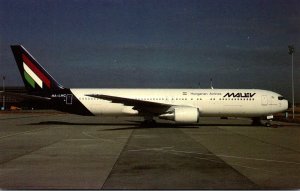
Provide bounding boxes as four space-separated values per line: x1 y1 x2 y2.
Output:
2 76 5 110
288 45 295 119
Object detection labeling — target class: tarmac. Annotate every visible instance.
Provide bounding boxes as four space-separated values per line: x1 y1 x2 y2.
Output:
0 111 300 189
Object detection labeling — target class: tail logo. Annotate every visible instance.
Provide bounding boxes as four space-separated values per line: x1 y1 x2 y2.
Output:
22 54 51 88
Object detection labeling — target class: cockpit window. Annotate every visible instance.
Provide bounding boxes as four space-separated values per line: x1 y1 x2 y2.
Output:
278 96 285 100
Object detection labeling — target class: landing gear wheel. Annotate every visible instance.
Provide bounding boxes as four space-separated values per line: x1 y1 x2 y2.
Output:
265 115 274 127
265 122 271 127
142 119 156 124
141 117 156 127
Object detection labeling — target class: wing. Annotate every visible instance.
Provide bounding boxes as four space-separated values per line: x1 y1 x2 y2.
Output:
85 94 173 115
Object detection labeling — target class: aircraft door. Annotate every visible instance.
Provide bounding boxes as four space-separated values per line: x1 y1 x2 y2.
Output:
261 95 268 106
66 94 73 105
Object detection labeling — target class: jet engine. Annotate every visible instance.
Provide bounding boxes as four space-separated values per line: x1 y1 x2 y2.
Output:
159 107 200 123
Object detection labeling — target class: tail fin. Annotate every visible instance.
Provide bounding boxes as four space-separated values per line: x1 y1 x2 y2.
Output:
11 45 64 93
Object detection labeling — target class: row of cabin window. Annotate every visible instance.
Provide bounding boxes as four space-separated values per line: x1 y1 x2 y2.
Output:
218 98 255 101
79 97 96 100
79 97 203 101
135 98 254 101
136 98 203 101
79 97 254 101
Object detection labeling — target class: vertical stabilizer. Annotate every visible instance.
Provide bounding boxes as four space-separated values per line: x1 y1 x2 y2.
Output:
11 45 64 93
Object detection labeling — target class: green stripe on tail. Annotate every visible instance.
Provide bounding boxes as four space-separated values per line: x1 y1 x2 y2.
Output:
24 71 35 88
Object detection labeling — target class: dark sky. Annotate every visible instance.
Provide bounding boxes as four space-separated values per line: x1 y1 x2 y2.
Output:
0 0 299 101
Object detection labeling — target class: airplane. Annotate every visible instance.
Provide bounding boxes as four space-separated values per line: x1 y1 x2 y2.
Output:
2 45 289 127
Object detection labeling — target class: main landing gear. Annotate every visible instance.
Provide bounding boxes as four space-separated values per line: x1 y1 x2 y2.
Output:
141 116 157 126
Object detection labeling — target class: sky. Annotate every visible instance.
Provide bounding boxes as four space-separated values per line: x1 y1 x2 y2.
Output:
0 0 299 101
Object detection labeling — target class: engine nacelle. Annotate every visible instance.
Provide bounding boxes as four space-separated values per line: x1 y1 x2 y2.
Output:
159 107 200 123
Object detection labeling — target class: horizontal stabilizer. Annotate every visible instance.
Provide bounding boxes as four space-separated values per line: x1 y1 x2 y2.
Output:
0 91 51 101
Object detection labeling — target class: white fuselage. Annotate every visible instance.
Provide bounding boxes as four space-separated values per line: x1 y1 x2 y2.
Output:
70 88 288 118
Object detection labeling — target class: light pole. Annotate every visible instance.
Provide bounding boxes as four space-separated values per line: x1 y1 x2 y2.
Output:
2 76 5 110
288 45 295 119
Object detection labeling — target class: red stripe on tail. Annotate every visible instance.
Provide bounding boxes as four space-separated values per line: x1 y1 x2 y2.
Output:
22 54 51 88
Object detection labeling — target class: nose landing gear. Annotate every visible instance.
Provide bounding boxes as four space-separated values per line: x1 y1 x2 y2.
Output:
252 115 274 127
265 115 274 127
265 121 272 127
